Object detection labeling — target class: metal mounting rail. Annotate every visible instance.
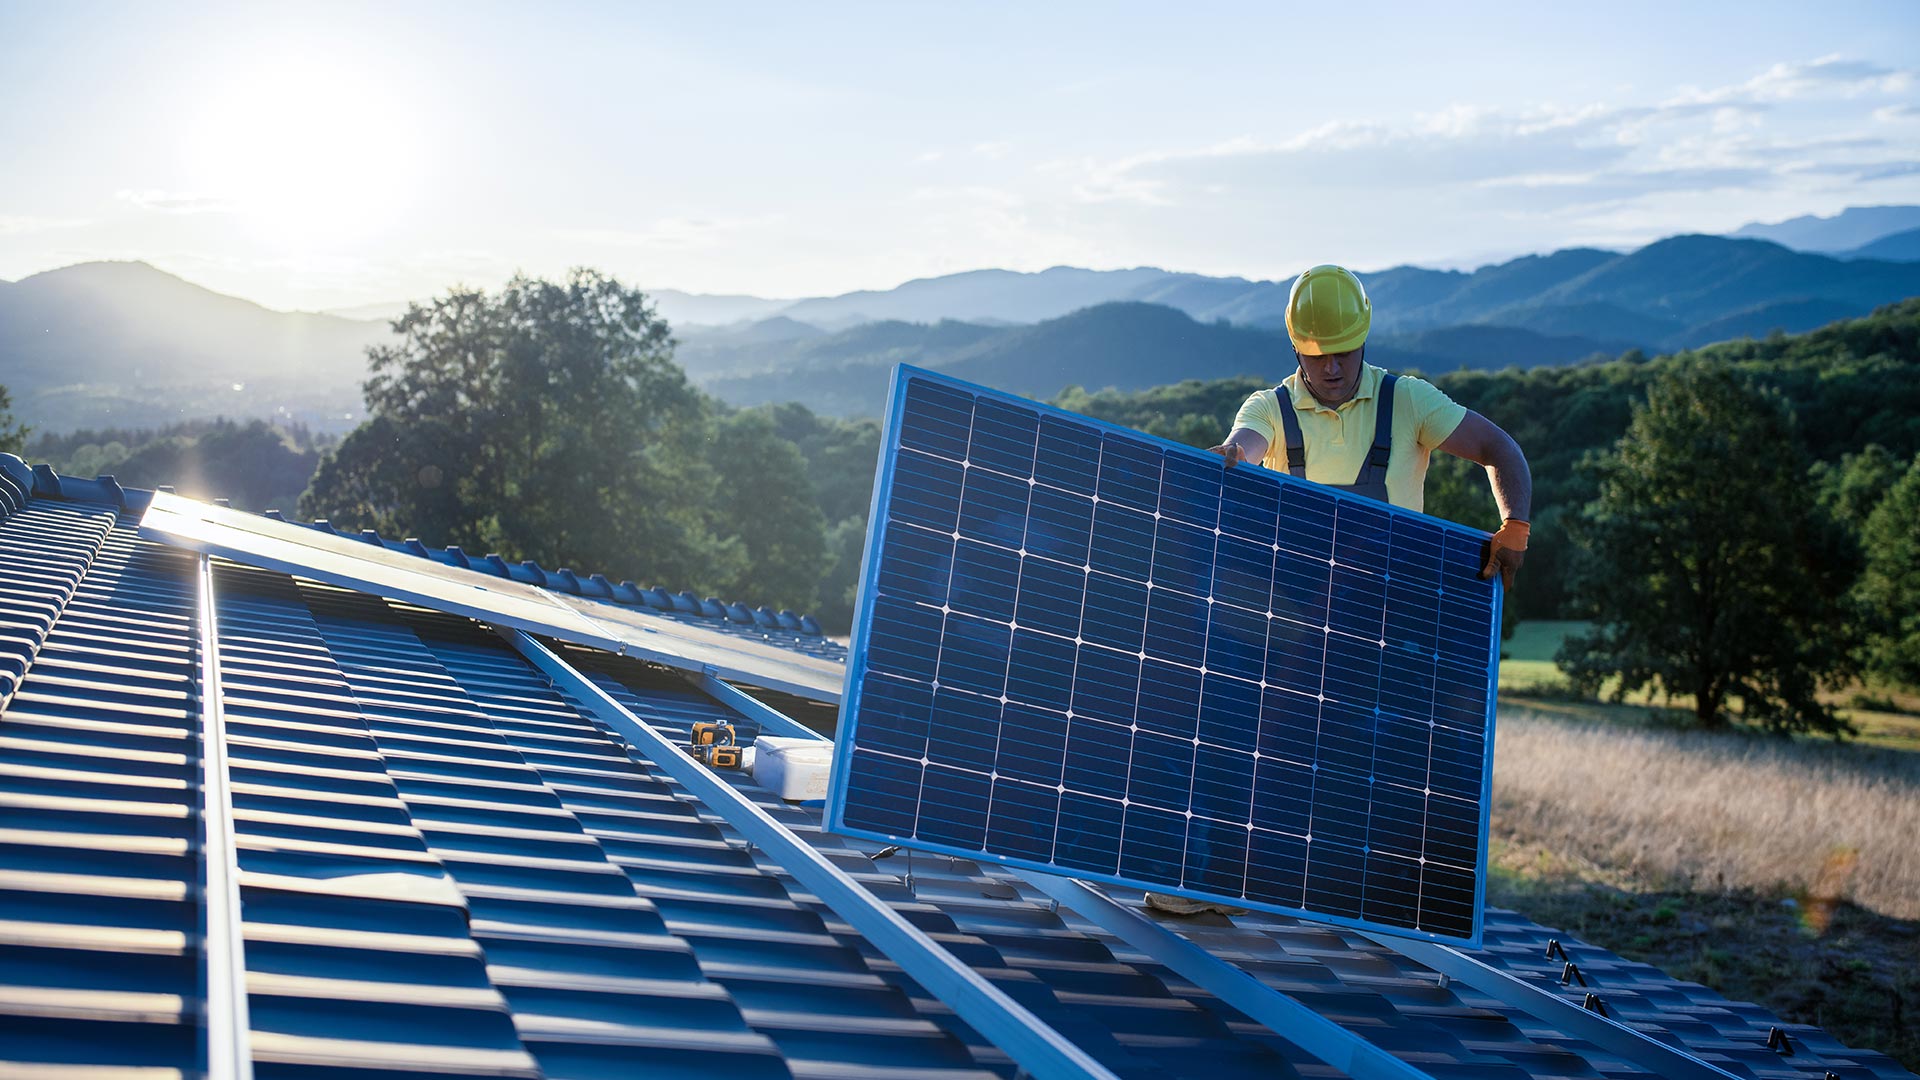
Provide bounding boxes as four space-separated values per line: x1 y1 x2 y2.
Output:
1360 933 1741 1080
196 555 253 1080
687 669 815 736
510 632 1119 1080
1019 875 1433 1080
686 673 1433 1080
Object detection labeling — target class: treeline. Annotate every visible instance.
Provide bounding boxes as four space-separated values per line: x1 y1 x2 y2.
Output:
25 418 332 512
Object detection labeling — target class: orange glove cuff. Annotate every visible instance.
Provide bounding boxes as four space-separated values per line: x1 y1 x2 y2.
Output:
1491 519 1530 551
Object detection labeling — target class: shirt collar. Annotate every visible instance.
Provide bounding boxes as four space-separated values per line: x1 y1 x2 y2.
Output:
1284 362 1383 411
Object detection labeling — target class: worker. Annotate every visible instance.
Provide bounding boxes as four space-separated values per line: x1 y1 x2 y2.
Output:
1210 263 1531 586
1145 264 1532 921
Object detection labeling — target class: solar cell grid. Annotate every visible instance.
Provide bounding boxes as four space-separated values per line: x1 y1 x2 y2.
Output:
826 365 1501 945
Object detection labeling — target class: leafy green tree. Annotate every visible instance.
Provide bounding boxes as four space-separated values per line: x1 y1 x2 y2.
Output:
746 402 884 631
0 384 29 456
1557 364 1859 734
303 270 721 590
704 411 829 612
98 420 319 511
817 515 870 633
1812 444 1904 524
1858 454 1920 687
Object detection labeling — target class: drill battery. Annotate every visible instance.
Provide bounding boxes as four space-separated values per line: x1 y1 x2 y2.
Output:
687 720 743 769
687 742 744 769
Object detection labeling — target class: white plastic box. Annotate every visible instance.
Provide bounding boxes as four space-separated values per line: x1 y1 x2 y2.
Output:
751 736 835 801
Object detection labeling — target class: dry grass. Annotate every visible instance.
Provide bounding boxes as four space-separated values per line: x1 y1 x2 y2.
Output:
1493 706 1920 919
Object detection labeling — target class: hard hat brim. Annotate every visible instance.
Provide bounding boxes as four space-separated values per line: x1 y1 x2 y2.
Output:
1288 320 1370 356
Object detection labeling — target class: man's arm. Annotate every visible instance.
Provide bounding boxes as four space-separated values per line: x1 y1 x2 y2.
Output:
1436 410 1532 587
1208 427 1270 468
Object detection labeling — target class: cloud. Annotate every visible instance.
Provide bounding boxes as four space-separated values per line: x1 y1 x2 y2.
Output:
1047 54 1918 224
115 189 232 214
1681 55 1913 104
1667 55 1912 108
1858 161 1920 182
0 214 89 235
972 141 1013 160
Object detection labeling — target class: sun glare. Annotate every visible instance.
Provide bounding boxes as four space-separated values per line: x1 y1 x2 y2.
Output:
183 57 424 254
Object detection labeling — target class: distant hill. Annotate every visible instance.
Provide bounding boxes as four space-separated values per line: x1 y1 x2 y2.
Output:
699 302 1638 416
0 261 390 432
1843 227 1920 262
646 287 796 328
775 266 1261 328
1729 205 1920 253
1667 299 1866 349
684 235 1920 348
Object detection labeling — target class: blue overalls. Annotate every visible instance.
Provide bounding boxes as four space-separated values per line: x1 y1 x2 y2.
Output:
1273 373 1399 504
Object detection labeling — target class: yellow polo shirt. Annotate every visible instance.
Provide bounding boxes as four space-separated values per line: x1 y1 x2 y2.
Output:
1230 364 1467 512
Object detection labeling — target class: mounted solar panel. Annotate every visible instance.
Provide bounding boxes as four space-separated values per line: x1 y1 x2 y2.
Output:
137 492 846 702
824 365 1501 946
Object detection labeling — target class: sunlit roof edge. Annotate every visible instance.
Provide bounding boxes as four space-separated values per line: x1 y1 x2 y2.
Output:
138 490 846 703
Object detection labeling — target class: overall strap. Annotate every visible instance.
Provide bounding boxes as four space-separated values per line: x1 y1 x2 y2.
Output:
1274 387 1307 478
1360 373 1398 479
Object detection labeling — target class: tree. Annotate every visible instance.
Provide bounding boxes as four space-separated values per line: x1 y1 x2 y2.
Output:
0 384 28 456
1557 364 1859 735
302 270 722 590
1858 454 1920 687
1812 444 1904 524
704 411 829 612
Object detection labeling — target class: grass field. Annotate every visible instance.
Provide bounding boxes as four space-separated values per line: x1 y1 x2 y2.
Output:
1488 703 1920 1069
1493 707 1920 918
1498 621 1920 753
1498 619 1582 695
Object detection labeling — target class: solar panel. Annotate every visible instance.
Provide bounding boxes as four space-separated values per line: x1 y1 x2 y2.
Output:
824 365 1501 945
137 492 846 702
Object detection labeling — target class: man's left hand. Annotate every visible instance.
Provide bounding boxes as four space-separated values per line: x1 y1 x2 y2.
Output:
1481 519 1529 589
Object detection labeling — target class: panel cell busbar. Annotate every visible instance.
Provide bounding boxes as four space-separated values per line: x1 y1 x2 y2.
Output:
824 365 1501 944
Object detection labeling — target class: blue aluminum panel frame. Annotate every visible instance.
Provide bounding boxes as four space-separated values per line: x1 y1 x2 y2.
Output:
824 364 1502 947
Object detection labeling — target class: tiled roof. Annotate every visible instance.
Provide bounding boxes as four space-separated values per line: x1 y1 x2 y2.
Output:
0 460 1913 1080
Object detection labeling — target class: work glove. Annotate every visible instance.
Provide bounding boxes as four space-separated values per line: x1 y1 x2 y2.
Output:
1481 519 1528 589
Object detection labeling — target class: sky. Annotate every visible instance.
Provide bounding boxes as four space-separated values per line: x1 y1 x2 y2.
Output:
1 0 1917 312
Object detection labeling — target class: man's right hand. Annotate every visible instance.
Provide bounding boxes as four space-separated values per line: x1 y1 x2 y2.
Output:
1208 442 1244 468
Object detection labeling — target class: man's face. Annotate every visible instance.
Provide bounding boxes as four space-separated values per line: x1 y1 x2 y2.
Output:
1296 347 1364 406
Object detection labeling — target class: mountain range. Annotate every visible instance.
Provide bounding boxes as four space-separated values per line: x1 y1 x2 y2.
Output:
3 206 1918 430
677 233 1920 413
1729 205 1920 253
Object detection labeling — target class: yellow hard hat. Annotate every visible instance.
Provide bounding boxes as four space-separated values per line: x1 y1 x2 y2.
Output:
1285 264 1371 355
